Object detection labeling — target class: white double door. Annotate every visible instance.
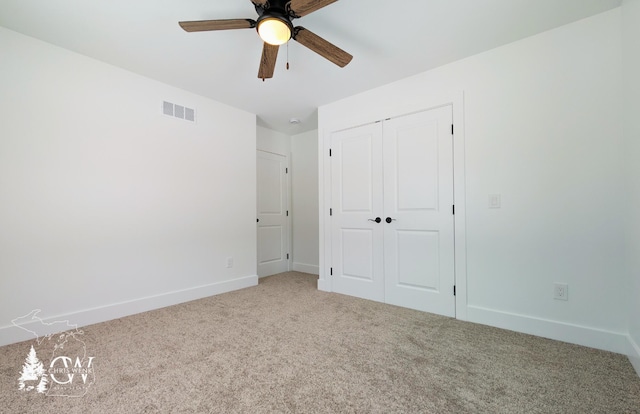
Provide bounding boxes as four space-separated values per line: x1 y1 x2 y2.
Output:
330 106 455 317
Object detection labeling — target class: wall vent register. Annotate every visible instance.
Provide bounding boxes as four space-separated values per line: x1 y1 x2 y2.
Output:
163 101 196 122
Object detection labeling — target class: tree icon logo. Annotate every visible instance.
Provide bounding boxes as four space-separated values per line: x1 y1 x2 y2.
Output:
18 345 49 393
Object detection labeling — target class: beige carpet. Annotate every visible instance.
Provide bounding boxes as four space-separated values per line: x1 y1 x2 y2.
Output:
1 271 639 413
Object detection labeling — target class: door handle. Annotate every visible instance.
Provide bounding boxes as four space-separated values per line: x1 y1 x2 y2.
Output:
385 217 396 223
368 217 382 223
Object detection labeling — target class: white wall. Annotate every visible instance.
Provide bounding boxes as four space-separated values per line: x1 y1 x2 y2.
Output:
256 126 291 155
623 0 640 374
0 27 257 346
291 130 319 274
319 9 629 354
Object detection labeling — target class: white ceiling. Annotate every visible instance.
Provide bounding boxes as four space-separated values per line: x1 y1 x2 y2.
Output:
0 0 622 134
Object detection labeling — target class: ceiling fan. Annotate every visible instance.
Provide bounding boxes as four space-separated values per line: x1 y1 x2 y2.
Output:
179 0 353 80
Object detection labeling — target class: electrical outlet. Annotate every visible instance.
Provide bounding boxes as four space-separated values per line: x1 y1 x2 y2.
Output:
553 283 568 301
226 257 233 268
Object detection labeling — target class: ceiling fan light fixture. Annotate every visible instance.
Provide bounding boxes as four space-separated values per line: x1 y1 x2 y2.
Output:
257 17 292 46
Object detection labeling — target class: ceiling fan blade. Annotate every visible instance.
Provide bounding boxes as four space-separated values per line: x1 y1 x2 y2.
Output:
288 0 338 17
250 0 268 7
179 19 256 32
293 27 352 68
258 43 279 80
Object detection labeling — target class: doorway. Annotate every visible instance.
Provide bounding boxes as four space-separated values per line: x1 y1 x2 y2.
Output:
256 150 290 277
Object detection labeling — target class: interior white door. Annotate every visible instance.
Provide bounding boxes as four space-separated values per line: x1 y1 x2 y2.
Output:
330 123 385 302
382 107 455 316
257 150 289 277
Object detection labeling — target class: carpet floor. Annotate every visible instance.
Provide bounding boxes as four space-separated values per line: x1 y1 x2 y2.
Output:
1 271 639 413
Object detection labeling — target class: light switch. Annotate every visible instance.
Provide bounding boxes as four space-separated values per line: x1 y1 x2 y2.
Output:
489 194 501 209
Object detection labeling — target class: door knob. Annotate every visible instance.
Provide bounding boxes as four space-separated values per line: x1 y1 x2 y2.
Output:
385 217 396 223
368 217 382 223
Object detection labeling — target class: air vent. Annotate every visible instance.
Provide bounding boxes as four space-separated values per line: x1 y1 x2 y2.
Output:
185 107 195 122
175 105 185 119
162 101 196 123
163 101 174 116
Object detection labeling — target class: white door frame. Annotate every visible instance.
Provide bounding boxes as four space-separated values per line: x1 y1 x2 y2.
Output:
318 91 468 321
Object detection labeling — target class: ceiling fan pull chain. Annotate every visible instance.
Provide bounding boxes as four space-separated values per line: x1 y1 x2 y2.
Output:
286 42 290 70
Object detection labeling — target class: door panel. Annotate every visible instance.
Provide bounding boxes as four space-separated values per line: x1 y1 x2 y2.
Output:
257 151 289 277
383 106 455 316
396 230 440 290
341 229 374 280
340 136 374 212
396 122 439 210
331 123 384 302
258 226 283 263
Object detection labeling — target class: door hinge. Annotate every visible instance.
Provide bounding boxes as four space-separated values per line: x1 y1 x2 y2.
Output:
329 148 332 157
452 205 455 215
453 285 456 296
285 167 288 174
286 253 289 260
330 208 332 216
330 267 333 275
286 210 289 217
451 124 454 135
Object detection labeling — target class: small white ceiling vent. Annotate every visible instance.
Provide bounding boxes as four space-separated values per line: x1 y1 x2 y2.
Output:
163 101 196 123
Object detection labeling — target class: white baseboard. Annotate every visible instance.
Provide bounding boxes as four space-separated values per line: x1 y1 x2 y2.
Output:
0 275 258 347
317 277 330 292
466 305 631 356
292 262 319 275
628 334 640 378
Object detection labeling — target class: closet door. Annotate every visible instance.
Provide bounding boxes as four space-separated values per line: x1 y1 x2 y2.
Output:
382 107 455 316
330 123 385 302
